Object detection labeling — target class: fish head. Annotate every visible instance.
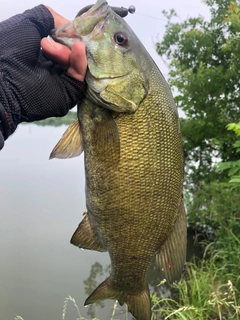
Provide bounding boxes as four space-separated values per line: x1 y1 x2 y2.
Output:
51 0 148 113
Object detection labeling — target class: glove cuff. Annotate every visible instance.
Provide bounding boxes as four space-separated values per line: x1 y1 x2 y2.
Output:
0 102 11 140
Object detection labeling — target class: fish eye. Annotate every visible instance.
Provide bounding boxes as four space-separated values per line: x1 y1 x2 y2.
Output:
114 32 128 46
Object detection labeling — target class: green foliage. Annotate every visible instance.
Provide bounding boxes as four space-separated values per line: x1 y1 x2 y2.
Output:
32 111 77 127
185 181 240 285
154 223 240 319
218 122 240 185
156 0 240 188
186 181 240 234
153 260 240 320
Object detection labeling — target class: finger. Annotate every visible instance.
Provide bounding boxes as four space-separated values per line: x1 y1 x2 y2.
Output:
67 42 87 82
41 37 71 69
45 6 69 27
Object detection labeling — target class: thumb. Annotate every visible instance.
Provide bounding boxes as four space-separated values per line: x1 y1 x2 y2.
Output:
67 42 87 82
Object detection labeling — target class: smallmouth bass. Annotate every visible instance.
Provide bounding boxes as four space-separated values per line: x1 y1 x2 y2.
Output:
50 1 186 319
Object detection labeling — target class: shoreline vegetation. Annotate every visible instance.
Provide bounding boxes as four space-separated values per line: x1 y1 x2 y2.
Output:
29 111 78 127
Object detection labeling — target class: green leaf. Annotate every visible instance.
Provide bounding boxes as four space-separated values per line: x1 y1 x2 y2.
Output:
228 167 240 177
218 162 234 171
229 175 240 184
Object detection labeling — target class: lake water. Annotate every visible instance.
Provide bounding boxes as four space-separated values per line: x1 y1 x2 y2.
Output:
1 124 170 320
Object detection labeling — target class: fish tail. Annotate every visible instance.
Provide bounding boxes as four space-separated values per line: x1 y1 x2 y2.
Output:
85 277 151 320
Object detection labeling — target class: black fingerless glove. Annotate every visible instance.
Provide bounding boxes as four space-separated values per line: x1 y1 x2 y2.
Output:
0 5 86 150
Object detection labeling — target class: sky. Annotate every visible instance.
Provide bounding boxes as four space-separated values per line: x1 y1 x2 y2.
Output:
1 0 210 78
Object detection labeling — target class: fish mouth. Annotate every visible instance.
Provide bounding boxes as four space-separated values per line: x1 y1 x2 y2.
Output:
50 15 107 49
50 22 83 48
51 0 109 47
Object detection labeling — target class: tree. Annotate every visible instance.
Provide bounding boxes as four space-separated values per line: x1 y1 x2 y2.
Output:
156 0 240 190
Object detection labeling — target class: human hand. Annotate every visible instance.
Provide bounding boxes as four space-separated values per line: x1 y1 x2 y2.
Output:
0 5 87 150
41 7 87 82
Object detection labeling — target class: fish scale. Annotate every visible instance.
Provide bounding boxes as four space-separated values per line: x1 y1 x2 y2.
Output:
50 0 186 319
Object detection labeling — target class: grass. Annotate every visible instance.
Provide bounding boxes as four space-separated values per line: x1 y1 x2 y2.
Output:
61 296 128 320
152 261 240 320
151 223 240 320
61 297 129 320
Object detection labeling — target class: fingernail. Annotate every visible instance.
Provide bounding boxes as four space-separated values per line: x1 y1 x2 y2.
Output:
47 37 54 47
47 37 62 49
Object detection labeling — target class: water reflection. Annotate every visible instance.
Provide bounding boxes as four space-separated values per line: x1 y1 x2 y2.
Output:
84 262 110 317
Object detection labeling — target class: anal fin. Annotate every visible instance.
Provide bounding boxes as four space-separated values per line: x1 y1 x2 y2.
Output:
71 212 106 252
156 200 187 284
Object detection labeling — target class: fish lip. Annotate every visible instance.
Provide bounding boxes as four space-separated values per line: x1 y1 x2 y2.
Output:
49 32 65 45
49 33 74 49
50 21 83 48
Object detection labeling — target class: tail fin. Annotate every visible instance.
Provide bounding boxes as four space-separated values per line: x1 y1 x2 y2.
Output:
85 277 151 320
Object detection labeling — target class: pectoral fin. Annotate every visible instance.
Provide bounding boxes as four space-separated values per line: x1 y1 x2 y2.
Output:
156 200 187 284
49 118 83 159
71 212 106 252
